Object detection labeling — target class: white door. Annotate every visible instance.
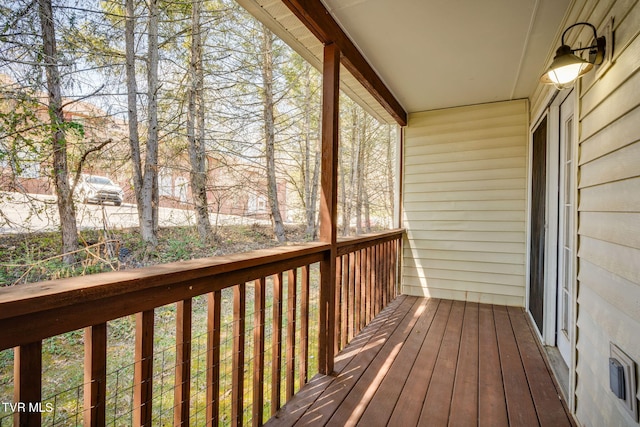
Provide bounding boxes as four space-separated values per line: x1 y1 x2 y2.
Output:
556 93 575 365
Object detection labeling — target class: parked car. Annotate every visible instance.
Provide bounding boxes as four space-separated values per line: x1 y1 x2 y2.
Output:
75 174 124 206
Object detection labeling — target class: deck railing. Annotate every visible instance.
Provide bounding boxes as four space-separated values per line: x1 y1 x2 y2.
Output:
0 229 402 426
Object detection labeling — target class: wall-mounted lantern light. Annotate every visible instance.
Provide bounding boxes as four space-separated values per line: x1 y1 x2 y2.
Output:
541 22 606 89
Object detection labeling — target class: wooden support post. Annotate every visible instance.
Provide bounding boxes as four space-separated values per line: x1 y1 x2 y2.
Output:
14 341 42 427
175 299 192 426
252 278 266 427
299 266 310 389
84 323 107 427
134 310 154 427
271 273 283 414
206 291 221 427
231 284 246 427
286 269 297 399
319 42 339 376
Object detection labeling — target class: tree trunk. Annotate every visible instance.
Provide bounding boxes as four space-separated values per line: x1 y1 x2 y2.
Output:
302 64 319 239
125 0 144 226
260 25 286 242
187 0 211 241
141 0 160 246
386 126 394 225
38 0 78 264
355 110 366 235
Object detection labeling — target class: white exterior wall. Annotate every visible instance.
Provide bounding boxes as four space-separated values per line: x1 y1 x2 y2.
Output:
530 0 640 424
402 99 529 306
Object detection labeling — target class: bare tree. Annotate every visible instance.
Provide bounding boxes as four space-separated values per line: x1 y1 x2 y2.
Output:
124 0 160 247
260 24 286 242
37 0 78 263
187 0 211 241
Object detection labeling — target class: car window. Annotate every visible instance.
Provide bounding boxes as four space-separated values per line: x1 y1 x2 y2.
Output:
87 176 113 185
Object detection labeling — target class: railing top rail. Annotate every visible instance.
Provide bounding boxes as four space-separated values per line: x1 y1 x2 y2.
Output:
0 229 403 350
336 229 404 256
0 242 329 321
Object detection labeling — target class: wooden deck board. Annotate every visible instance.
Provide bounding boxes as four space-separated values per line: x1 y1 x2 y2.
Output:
267 297 575 427
357 298 440 426
293 296 421 425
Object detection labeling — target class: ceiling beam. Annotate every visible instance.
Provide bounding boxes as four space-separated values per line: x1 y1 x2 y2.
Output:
281 0 408 126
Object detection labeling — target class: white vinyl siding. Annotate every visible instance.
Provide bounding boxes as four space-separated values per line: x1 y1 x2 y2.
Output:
402 99 528 306
531 0 640 425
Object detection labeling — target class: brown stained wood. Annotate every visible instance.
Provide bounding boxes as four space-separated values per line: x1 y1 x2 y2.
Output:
318 42 339 376
265 297 408 427
0 243 328 352
478 304 508 427
449 302 479 427
295 296 418 426
364 247 374 323
494 305 539 427
174 299 192 427
269 298 573 427
326 298 430 426
417 300 465 426
359 249 366 332
343 254 356 342
335 230 404 256
279 1 407 126
286 270 297 400
14 341 42 427
253 278 266 427
134 310 154 427
272 273 284 415
388 299 452 427
381 242 387 310
299 266 310 389
359 299 440 426
207 290 222 427
333 257 347 354
232 284 246 427
340 255 348 351
349 252 360 340
84 323 107 427
507 306 574 426
355 250 362 335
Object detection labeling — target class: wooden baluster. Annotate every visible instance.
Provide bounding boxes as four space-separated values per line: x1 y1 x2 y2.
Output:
349 252 361 336
334 257 348 353
340 255 348 349
207 290 221 427
348 252 355 342
271 273 283 415
286 269 297 400
232 284 246 427
394 239 399 298
14 341 42 427
372 245 383 315
366 246 372 324
334 256 341 355
175 299 192 426
383 243 387 309
299 265 310 389
134 310 154 427
357 249 364 333
84 323 107 427
373 245 378 317
253 278 266 427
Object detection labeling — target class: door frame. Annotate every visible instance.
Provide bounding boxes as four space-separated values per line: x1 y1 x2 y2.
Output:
526 88 578 410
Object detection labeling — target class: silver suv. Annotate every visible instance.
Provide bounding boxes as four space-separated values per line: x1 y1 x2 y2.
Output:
76 174 124 206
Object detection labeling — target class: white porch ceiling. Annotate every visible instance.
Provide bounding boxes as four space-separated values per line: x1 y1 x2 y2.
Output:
319 0 571 113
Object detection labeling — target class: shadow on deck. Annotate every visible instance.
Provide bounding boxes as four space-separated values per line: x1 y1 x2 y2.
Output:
266 295 575 426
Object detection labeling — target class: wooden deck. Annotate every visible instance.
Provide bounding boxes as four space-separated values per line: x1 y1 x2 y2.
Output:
265 295 575 427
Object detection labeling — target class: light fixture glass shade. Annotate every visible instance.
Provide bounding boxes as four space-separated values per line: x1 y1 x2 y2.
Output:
540 44 594 88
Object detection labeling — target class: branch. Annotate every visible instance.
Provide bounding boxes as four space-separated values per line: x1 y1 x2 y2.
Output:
72 138 113 192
